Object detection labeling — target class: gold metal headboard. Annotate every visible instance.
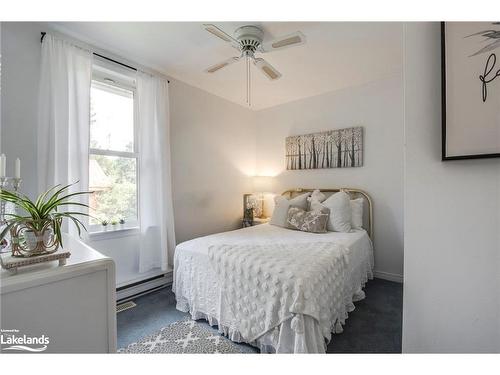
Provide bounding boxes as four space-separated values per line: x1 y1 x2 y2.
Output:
281 188 374 239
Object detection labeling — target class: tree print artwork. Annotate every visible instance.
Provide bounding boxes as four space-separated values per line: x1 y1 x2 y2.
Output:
286 127 363 170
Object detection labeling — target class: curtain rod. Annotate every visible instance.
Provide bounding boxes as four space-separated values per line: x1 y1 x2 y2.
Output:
40 32 170 83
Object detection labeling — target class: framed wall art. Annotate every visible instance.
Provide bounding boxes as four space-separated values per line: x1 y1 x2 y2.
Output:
442 22 500 160
285 126 363 170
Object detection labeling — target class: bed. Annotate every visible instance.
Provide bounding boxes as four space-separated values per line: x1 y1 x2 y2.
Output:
173 188 374 353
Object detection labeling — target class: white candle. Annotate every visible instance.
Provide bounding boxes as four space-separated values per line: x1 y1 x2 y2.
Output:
15 158 21 179
0 154 6 178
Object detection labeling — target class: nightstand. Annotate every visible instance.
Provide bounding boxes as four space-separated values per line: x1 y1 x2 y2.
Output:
242 217 270 227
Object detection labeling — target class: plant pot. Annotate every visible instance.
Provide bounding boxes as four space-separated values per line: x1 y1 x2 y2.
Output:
24 229 40 250
10 219 60 257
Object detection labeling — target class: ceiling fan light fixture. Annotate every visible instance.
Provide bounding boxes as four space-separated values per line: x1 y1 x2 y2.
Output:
202 24 305 105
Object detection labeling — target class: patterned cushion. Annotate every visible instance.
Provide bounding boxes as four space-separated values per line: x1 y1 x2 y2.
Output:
286 206 330 233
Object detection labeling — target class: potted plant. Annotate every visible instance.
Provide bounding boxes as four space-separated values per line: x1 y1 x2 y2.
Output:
0 183 91 257
111 220 118 229
101 220 109 231
119 218 125 228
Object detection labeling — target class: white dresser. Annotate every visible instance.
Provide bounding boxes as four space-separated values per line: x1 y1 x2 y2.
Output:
0 234 117 353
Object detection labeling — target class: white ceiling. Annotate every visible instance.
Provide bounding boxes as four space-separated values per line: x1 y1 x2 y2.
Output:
51 22 403 111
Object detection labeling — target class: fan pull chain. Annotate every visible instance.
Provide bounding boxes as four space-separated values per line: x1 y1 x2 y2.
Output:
246 55 251 107
245 56 248 106
249 56 251 107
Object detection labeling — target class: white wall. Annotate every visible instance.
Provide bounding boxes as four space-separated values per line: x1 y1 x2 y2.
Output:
0 22 2 148
0 22 41 198
169 79 255 248
254 74 404 280
86 232 143 286
403 22 500 353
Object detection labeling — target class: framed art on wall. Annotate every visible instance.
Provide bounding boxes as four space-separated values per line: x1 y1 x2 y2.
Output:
285 127 363 170
442 22 500 161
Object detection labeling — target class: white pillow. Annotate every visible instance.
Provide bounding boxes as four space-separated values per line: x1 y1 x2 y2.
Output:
320 192 352 232
350 198 364 229
307 189 326 205
270 192 311 227
308 189 327 212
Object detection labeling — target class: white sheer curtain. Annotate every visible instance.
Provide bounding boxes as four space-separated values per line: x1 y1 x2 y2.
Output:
136 71 176 273
37 34 92 237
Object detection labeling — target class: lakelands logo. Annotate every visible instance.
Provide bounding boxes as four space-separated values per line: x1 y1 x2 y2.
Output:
0 329 49 352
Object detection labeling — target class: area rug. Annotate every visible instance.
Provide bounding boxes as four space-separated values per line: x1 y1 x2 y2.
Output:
118 318 248 354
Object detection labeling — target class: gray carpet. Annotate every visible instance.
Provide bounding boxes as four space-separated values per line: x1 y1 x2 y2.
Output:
117 278 402 353
326 278 403 353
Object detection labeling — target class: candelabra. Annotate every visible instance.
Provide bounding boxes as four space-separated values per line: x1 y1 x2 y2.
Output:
0 177 22 252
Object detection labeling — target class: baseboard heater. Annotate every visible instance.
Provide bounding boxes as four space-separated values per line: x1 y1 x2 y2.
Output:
116 272 173 303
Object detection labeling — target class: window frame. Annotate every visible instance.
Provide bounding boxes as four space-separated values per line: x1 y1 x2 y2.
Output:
88 72 140 234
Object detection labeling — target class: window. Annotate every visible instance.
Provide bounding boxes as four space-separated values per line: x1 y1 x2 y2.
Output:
89 77 138 230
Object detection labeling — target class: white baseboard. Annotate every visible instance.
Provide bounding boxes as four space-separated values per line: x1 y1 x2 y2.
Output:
116 271 173 301
373 270 403 283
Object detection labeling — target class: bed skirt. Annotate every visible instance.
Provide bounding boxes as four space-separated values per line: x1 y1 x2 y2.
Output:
175 273 372 353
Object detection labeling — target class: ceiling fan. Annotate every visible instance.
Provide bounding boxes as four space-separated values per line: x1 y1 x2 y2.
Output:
203 24 306 106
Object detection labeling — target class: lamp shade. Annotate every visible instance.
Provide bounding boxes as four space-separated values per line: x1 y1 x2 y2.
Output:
252 175 274 193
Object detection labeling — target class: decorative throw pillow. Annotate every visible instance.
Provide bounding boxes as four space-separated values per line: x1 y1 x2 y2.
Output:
307 189 326 206
309 198 327 212
350 198 364 229
321 191 352 232
269 192 311 227
286 206 330 233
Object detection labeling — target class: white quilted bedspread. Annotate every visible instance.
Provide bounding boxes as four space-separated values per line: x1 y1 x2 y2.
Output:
208 242 349 343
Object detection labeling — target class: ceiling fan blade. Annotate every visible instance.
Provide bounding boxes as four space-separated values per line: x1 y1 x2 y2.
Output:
260 31 306 52
203 24 240 49
205 57 240 73
253 58 282 80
